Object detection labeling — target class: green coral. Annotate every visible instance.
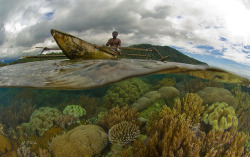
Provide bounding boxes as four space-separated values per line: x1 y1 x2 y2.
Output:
104 78 151 107
21 107 60 136
63 105 86 118
139 99 165 120
202 102 238 132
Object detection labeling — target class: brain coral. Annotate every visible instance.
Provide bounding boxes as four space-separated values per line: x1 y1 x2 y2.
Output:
108 121 140 145
49 125 108 157
104 78 151 107
198 87 238 108
202 102 238 132
21 107 61 136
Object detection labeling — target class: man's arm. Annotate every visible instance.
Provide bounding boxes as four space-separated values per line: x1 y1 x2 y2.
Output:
118 39 121 47
106 39 111 46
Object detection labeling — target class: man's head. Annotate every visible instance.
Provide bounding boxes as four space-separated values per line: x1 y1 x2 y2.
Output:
112 31 118 39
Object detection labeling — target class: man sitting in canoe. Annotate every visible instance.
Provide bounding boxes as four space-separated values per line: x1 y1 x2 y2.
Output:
106 31 122 55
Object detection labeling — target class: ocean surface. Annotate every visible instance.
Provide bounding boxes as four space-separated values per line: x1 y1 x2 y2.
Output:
0 59 249 156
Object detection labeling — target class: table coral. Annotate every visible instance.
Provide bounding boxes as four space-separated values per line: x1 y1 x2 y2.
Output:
108 121 140 145
103 78 152 108
63 105 86 118
49 125 108 157
202 102 238 132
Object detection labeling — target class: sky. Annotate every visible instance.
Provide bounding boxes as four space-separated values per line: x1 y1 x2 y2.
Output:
0 0 250 78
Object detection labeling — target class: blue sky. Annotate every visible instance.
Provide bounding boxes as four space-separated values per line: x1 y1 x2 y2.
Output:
0 0 249 78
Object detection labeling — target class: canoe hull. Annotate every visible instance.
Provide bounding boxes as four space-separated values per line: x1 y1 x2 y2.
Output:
51 29 117 60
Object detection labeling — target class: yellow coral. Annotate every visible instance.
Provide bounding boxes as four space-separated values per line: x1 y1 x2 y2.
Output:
0 133 12 154
49 125 108 157
202 102 238 131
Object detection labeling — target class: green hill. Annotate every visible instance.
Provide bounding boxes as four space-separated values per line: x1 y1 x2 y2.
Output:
1 44 207 66
121 44 207 65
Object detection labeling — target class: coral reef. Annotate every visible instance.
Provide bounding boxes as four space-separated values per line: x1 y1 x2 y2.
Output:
121 105 249 157
63 105 86 118
123 110 202 156
178 78 223 95
49 125 108 157
202 102 238 132
0 133 12 154
21 107 61 136
108 121 140 145
198 87 237 108
17 145 37 157
23 126 63 155
0 102 36 129
79 95 102 118
38 147 50 157
153 77 176 89
103 78 152 108
232 86 250 111
138 99 166 120
238 109 250 133
201 129 249 156
174 93 205 124
131 86 179 111
97 105 139 131
54 115 78 129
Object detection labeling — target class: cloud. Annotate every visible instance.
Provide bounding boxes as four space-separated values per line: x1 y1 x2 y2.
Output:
0 0 249 77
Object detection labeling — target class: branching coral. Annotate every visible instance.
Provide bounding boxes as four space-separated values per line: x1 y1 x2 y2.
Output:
174 93 205 124
121 105 249 157
54 115 78 129
122 110 203 156
202 102 238 132
103 78 152 108
108 121 140 145
79 95 102 118
0 102 36 129
201 129 249 156
97 105 139 131
17 145 37 157
49 125 108 157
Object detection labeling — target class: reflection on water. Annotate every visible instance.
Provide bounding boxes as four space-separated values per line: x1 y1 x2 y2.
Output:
0 59 249 156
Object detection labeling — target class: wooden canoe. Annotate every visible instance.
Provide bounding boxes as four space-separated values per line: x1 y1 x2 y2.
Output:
51 29 118 60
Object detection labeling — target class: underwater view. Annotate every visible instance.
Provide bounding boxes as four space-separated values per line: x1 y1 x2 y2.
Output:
0 59 249 157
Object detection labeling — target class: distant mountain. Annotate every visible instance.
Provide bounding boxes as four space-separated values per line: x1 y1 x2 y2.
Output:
122 44 207 65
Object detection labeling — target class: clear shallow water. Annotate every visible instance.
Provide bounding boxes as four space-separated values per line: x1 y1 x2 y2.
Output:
0 59 249 89
0 59 249 156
